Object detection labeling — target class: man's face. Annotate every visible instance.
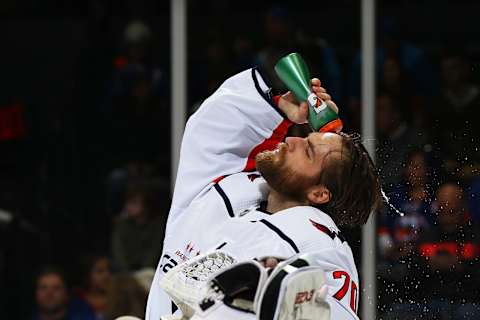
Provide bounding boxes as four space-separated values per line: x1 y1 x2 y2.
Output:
90 258 111 292
436 184 464 227
406 153 427 186
125 195 145 219
36 273 68 314
376 95 400 135
256 132 344 202
442 57 467 89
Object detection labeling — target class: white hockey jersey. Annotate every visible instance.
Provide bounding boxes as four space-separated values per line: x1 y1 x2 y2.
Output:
146 68 360 320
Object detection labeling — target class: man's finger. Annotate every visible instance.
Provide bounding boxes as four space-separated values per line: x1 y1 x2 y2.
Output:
264 257 279 268
319 93 331 101
327 100 339 114
313 86 327 94
281 91 295 103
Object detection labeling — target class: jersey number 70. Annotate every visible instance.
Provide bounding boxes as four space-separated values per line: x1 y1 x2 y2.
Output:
332 270 358 314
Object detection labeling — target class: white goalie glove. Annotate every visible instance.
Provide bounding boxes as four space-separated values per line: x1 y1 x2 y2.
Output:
159 251 237 319
160 252 330 320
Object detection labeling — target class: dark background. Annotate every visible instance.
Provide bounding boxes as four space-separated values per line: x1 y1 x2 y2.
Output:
1 1 479 319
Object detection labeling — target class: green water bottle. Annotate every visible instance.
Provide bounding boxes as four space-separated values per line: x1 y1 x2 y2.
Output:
274 53 342 132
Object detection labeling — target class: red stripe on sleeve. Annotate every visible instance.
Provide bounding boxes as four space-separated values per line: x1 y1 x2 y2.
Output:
212 175 226 183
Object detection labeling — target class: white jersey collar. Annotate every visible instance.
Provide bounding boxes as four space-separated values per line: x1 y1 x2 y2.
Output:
278 205 340 233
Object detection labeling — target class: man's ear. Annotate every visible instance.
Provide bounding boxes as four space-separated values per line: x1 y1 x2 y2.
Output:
306 185 331 205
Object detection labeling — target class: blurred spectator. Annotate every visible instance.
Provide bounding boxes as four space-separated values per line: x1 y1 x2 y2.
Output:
76 254 112 320
379 182 480 319
132 268 155 293
379 56 429 130
376 93 427 190
255 6 342 100
104 273 148 320
232 35 256 71
432 50 480 174
416 183 480 318
106 161 158 219
385 149 437 227
377 151 434 315
189 37 235 111
467 177 480 224
32 267 95 320
111 179 167 272
102 20 168 170
0 194 50 319
348 15 437 101
255 6 295 90
348 53 430 132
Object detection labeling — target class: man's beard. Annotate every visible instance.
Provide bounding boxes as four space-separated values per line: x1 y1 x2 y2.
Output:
256 144 315 202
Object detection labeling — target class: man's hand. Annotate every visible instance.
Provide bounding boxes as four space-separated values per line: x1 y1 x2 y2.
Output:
277 78 339 124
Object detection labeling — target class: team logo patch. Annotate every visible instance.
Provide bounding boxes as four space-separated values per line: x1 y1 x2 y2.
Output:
295 289 315 305
185 242 201 256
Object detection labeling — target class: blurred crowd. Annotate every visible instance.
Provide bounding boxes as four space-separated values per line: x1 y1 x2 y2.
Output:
1 1 480 319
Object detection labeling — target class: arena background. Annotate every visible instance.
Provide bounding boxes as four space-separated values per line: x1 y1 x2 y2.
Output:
1 0 479 319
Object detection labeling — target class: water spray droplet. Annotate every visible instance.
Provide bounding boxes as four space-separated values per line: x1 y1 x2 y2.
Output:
381 189 405 217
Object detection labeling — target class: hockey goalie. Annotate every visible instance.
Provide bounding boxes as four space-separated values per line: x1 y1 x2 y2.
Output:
145 67 381 320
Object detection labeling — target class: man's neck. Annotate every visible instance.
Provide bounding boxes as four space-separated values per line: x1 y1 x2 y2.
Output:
266 190 306 213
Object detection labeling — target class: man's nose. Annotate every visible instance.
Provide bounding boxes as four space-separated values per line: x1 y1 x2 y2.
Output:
285 136 306 151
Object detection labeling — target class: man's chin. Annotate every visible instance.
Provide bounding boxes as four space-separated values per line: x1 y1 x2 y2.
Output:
256 157 282 185
256 153 276 178
255 150 274 165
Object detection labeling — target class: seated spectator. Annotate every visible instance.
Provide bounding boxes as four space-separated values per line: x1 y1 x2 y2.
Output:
76 254 112 320
112 179 167 272
417 183 480 318
378 150 434 296
255 6 342 100
0 195 49 319
102 20 168 170
379 56 429 131
104 273 148 320
379 182 480 319
106 161 158 219
467 177 480 225
432 50 480 174
348 14 437 101
32 267 95 320
377 151 434 314
376 93 427 190
386 149 436 227
346 15 435 132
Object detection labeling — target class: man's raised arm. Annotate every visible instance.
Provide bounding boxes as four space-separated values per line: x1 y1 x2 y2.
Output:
169 68 335 220
169 68 290 217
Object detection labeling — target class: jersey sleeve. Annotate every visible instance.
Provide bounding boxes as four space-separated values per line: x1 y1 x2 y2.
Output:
170 68 292 220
